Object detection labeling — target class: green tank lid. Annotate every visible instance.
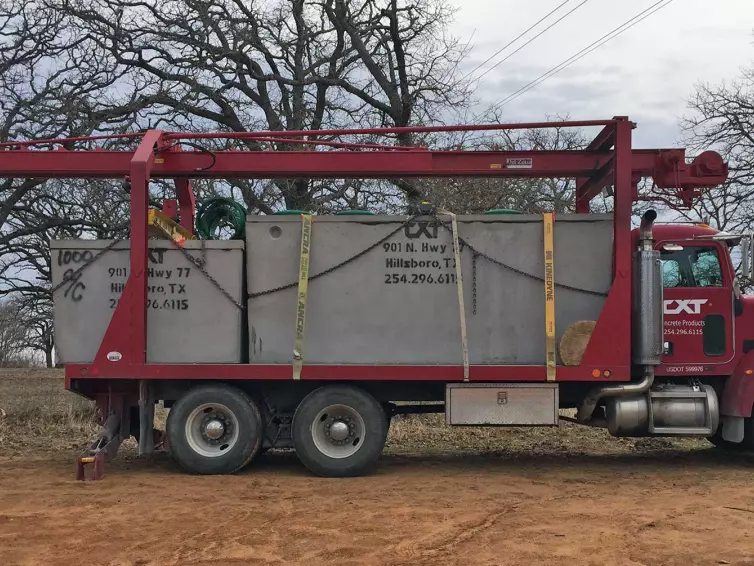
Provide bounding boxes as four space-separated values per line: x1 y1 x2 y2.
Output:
335 209 374 215
274 209 312 215
484 208 522 215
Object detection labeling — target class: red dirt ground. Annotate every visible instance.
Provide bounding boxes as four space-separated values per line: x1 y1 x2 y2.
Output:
1 449 754 566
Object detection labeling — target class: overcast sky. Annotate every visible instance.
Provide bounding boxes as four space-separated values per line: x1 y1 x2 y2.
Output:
451 0 754 148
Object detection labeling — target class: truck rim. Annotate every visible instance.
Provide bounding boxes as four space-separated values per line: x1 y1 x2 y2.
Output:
185 402 240 458
311 403 366 459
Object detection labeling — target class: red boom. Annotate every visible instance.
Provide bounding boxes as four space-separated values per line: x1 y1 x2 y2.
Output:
0 117 729 387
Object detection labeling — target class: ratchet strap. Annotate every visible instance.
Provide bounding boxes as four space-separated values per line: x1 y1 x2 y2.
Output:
543 212 556 381
444 210 470 382
292 214 313 380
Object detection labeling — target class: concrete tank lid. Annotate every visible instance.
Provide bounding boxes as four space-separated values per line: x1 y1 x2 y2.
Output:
50 239 245 250
245 212 614 224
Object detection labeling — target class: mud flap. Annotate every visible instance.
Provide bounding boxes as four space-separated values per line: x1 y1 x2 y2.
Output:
721 415 745 443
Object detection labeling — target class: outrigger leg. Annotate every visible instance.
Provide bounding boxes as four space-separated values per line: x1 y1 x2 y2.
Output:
76 411 123 481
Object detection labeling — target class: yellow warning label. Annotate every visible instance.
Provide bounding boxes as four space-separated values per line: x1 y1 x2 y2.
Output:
292 214 312 380
543 212 556 381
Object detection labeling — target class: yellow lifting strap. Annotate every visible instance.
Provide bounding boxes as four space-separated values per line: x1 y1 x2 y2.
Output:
543 212 556 381
292 214 313 380
442 210 470 382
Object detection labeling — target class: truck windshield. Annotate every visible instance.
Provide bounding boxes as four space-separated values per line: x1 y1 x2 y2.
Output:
661 246 723 288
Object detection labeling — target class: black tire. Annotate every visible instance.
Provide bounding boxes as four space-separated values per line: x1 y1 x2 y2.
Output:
167 384 263 475
292 385 388 477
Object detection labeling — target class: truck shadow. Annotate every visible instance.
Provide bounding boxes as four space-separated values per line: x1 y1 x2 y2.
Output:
112 446 752 479
247 447 753 478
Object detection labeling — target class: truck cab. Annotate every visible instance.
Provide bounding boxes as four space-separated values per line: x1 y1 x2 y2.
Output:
640 223 754 445
653 224 739 374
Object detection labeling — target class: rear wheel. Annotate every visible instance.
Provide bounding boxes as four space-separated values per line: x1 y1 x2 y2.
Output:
167 384 263 474
292 385 388 477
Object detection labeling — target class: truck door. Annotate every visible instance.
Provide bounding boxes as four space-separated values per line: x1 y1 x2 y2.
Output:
658 242 735 370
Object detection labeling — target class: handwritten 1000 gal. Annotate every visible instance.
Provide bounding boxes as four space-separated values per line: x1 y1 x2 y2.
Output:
382 241 458 285
56 248 192 310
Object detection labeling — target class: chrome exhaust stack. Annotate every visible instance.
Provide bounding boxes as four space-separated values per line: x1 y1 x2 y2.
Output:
632 210 663 367
638 209 657 250
577 210 662 423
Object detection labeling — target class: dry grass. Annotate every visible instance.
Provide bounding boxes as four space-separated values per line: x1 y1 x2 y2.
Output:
385 412 707 456
0 369 97 453
0 369 709 457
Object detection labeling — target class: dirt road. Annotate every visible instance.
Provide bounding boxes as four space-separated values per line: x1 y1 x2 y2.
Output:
1 448 753 566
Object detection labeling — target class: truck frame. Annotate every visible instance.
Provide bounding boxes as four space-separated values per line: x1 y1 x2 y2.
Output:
3 116 747 479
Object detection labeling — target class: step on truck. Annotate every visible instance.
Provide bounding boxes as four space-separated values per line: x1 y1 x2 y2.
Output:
4 117 749 478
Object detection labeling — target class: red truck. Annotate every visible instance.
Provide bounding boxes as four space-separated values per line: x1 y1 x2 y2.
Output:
5 116 749 479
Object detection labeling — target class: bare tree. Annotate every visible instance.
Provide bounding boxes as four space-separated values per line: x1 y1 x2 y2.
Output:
418 123 589 214
0 2 146 363
0 1 148 230
681 58 754 234
0 298 28 367
55 0 472 210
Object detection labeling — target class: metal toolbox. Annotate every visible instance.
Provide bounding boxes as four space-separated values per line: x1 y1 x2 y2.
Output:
445 383 559 425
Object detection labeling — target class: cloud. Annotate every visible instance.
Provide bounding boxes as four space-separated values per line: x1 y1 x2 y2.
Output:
456 0 754 150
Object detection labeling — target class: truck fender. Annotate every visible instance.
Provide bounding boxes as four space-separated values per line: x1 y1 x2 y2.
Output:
720 351 754 417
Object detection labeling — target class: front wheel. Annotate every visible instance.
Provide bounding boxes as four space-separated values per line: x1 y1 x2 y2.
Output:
167 384 263 474
292 385 388 477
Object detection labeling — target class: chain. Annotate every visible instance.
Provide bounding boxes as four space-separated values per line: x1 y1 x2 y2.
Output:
167 238 244 310
198 237 207 268
249 216 417 298
51 234 243 310
434 217 608 297
472 251 478 316
51 212 605 314
50 238 126 295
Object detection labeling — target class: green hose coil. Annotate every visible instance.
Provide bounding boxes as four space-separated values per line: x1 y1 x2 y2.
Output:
195 197 248 240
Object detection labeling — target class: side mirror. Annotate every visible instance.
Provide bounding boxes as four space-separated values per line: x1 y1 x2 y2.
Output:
741 234 754 282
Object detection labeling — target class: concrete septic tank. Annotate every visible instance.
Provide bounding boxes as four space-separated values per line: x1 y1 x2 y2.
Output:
246 213 613 366
51 240 244 364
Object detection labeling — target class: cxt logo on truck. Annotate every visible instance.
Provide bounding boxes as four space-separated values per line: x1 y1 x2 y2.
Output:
663 299 708 315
